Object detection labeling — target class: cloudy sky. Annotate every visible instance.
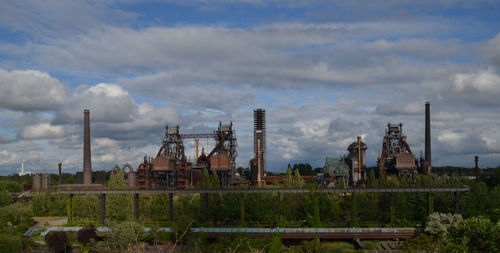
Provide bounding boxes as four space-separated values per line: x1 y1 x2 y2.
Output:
0 0 500 175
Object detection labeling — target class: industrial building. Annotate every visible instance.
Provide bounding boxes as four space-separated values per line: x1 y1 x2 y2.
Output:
33 102 436 191
135 122 238 189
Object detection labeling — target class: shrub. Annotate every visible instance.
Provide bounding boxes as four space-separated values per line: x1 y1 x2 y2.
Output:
77 225 97 245
46 231 69 253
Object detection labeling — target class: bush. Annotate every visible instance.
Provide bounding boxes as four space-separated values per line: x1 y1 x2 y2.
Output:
364 241 377 250
0 233 23 253
425 212 462 240
46 231 69 253
77 225 97 245
104 221 143 250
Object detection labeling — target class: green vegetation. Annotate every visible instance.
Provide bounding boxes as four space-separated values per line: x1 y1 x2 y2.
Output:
3 165 500 251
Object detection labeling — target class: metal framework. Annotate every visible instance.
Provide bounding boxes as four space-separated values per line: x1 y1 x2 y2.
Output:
56 187 470 195
378 123 418 177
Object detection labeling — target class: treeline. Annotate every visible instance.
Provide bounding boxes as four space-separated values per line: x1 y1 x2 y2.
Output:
63 168 481 228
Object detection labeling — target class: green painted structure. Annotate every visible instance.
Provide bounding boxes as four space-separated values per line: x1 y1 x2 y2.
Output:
322 156 350 187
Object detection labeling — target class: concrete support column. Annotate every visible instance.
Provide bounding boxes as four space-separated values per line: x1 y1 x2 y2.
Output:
389 192 395 225
351 191 357 227
427 192 434 216
203 193 209 222
68 194 73 222
240 193 245 223
277 192 281 222
169 193 174 221
134 193 139 220
455 192 460 214
100 193 106 226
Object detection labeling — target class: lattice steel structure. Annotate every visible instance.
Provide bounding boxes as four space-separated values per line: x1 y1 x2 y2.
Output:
253 109 266 176
378 123 418 177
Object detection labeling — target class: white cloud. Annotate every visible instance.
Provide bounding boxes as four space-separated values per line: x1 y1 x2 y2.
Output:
18 123 64 140
55 83 138 123
453 67 500 94
0 69 67 111
375 102 424 116
485 33 500 67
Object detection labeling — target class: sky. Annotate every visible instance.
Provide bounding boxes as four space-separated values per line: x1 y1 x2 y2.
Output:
0 0 500 175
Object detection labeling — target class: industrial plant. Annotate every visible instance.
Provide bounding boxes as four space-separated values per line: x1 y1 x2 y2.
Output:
33 102 435 191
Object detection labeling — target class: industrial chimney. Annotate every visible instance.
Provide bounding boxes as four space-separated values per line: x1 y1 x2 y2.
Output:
474 156 479 178
425 102 431 174
83 109 92 185
58 163 62 185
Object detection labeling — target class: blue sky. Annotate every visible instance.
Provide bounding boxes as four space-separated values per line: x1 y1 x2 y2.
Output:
1 0 500 175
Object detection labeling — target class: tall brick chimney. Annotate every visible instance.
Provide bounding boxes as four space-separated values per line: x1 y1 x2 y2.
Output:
425 102 431 174
83 109 92 185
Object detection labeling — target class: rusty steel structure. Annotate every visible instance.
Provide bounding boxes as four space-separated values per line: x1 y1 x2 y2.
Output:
347 137 367 185
135 122 238 189
378 123 418 177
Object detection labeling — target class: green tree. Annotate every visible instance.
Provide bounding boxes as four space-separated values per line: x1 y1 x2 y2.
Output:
446 216 500 252
107 169 133 221
0 190 11 207
425 212 462 241
285 165 293 188
293 169 304 188
103 221 144 250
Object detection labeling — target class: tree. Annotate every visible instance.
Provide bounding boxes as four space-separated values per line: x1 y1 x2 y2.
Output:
292 163 313 176
104 221 144 250
107 169 133 221
425 212 462 241
211 169 220 188
0 190 10 207
285 165 293 187
293 169 304 188
446 216 500 252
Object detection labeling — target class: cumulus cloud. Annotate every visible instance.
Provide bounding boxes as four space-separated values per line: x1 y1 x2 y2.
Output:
18 123 64 140
375 102 424 116
485 33 500 67
0 134 12 143
55 83 138 123
0 69 67 111
449 68 500 106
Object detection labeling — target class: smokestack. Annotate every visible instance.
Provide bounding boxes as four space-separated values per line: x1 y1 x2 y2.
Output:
475 156 479 178
58 163 62 185
357 136 361 183
83 109 92 185
425 102 431 173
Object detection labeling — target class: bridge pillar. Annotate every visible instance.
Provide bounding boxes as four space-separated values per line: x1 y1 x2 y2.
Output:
169 193 174 221
389 192 395 225
134 193 139 220
427 192 434 215
454 192 460 214
100 193 106 226
203 193 209 222
240 193 245 223
67 194 73 222
351 192 358 227
277 192 281 222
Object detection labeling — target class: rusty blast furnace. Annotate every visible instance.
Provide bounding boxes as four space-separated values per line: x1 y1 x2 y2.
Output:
378 123 418 177
136 122 237 189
